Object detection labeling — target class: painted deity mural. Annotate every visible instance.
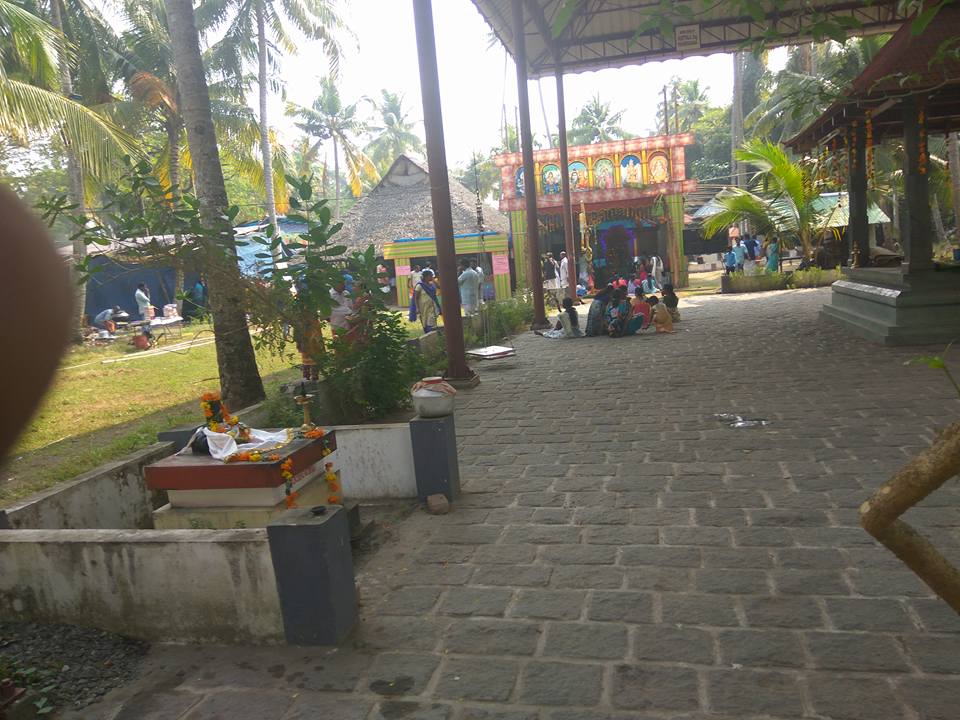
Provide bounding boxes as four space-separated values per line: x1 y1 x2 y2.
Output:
594 158 615 189
569 161 588 191
620 155 643 187
542 164 561 194
648 152 670 183
493 134 696 212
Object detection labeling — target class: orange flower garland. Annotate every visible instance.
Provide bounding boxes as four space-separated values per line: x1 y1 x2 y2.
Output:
865 110 875 187
324 462 341 505
281 458 297 508
918 107 928 175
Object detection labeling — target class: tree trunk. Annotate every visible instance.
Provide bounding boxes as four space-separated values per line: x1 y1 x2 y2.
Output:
256 3 280 244
948 132 960 235
333 134 341 220
537 78 553 148
50 0 87 342
167 115 185 314
164 0 265 409
731 52 744 189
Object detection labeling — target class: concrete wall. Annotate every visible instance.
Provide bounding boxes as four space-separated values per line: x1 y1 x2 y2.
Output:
0 528 284 643
4 443 172 530
332 424 417 499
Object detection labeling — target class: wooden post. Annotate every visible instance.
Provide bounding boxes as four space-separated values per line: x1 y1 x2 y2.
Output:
848 121 869 267
512 0 548 327
555 66 578 299
902 95 934 273
412 0 473 381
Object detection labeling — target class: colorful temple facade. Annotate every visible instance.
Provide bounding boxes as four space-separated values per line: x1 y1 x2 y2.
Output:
494 134 697 287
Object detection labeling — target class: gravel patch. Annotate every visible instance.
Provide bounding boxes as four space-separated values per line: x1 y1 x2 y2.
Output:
0 621 148 714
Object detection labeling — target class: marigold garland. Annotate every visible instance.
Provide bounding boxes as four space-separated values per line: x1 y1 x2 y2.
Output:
324 461 341 505
865 110 875 187
918 107 928 175
281 458 296 507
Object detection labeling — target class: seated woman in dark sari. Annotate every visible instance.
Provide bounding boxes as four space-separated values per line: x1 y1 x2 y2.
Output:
584 284 614 337
605 288 632 338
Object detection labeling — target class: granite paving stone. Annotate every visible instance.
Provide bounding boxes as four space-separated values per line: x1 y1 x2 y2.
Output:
71 289 960 720
510 590 586 620
433 657 519 702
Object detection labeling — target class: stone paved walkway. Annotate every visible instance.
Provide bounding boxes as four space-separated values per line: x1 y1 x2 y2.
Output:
76 288 960 720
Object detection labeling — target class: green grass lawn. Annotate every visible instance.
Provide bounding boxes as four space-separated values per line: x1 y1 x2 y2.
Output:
1 323 300 505
1 311 431 505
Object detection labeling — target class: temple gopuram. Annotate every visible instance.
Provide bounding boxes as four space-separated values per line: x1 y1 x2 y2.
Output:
494 134 697 288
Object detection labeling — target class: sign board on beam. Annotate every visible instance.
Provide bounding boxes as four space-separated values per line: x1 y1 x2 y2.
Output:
675 25 701 51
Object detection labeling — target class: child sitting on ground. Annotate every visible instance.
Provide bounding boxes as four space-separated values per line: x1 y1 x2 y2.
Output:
652 300 674 333
662 284 681 323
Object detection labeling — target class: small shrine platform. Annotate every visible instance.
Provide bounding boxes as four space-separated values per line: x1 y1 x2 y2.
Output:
146 430 339 529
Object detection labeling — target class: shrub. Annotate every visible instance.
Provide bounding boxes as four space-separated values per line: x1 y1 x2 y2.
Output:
787 266 842 289
723 271 788 294
470 289 534 346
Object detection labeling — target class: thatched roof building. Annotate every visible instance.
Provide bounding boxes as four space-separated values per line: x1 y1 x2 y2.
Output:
338 155 510 255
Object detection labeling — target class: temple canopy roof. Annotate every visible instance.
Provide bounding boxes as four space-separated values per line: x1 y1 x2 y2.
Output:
786 5 960 151
471 0 907 78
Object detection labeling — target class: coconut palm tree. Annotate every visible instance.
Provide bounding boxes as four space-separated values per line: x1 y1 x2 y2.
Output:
364 90 424 173
568 94 629 145
658 77 710 134
2 0 140 338
0 1 135 176
703 138 823 259
199 0 343 236
163 0 265 408
115 0 289 213
287 77 379 219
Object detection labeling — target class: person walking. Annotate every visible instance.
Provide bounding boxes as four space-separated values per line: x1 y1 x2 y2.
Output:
732 238 747 273
457 259 480 315
742 235 759 275
134 283 153 323
411 269 441 333
542 252 561 310
409 265 422 299
559 251 570 295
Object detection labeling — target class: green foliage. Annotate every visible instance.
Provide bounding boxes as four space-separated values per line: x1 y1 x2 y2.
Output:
246 173 347 356
787 266 841 289
907 343 960 400
0 654 59 715
466 290 534 348
703 138 822 258
568 95 631 145
724 270 788 293
687 105 731 183
318 246 422 421
35 157 240 282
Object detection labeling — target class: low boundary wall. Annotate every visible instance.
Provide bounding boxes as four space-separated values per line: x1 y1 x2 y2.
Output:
4 443 172 530
0 528 284 643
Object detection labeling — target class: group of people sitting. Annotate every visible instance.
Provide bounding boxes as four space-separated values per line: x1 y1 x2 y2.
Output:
538 282 680 340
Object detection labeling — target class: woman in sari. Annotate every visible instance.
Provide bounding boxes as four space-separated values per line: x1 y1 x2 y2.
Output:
766 238 781 273
410 269 441 333
584 284 613 336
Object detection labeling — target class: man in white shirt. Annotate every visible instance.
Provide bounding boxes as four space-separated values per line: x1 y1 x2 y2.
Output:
559 251 570 292
469 259 484 304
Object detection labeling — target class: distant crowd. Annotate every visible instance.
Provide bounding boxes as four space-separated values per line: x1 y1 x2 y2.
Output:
538 257 680 340
724 235 780 275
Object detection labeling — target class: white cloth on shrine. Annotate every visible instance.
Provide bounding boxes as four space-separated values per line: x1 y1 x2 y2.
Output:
178 427 292 462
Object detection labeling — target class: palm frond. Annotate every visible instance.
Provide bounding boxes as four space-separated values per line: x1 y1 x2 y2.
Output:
0 78 142 178
0 0 65 87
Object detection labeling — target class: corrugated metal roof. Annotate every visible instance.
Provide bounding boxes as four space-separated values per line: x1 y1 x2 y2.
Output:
472 0 907 77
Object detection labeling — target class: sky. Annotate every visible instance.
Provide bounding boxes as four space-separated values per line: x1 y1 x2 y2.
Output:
274 0 787 169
